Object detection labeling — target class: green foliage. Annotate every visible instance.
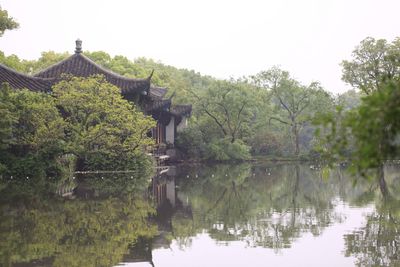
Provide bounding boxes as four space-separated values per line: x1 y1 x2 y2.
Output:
176 128 251 161
205 138 250 161
85 53 215 104
174 78 260 161
0 83 66 178
342 37 400 95
252 66 334 156
0 84 17 151
0 6 18 37
175 126 206 159
248 129 285 155
52 75 156 171
317 36 400 173
0 47 339 160
133 57 215 103
193 79 258 143
348 81 400 169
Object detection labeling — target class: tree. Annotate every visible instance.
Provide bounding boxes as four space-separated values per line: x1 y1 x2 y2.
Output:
341 37 400 95
0 6 18 37
347 81 400 196
179 79 260 160
192 80 257 144
52 75 155 170
0 84 17 151
0 83 66 177
253 67 332 156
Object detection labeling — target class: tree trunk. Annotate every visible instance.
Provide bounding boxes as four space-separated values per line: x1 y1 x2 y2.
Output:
377 164 389 199
292 123 300 156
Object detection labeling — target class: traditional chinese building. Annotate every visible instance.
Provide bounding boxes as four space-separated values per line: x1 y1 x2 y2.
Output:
0 39 191 148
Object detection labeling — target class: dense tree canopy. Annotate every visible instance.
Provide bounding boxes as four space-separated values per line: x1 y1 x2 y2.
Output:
53 75 155 171
0 84 65 177
342 37 400 95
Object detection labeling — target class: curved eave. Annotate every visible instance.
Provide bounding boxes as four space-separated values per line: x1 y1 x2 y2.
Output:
0 64 54 92
170 104 192 117
34 53 151 94
149 86 168 100
145 99 172 113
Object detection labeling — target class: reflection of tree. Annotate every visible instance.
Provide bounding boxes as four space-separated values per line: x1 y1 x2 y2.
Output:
171 163 345 250
343 164 400 267
241 164 344 250
75 171 153 197
344 200 400 267
0 186 156 267
171 163 253 247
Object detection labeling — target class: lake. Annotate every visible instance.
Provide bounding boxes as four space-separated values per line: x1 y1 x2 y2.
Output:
1 163 399 267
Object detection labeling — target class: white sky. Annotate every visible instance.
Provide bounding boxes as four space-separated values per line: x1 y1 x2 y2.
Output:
1 0 399 93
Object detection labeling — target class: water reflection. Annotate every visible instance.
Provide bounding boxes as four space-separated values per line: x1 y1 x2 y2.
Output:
343 165 400 267
146 163 400 267
1 163 400 266
0 173 156 267
164 164 345 250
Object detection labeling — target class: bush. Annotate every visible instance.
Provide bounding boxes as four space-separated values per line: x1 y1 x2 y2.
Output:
175 127 207 159
205 139 250 161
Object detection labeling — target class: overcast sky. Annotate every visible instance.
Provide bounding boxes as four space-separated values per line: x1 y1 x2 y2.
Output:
1 0 399 93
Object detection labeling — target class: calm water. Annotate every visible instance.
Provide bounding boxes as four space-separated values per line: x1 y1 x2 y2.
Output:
1 163 400 267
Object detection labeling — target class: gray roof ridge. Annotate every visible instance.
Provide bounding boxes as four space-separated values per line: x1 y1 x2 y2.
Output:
34 53 153 82
33 53 76 77
1 63 55 82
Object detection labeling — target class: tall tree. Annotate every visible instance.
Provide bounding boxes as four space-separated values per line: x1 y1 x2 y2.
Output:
340 37 400 197
341 37 400 95
192 80 257 144
253 67 332 156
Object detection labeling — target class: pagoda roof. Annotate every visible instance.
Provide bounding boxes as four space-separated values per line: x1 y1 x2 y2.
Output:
34 40 151 95
145 99 171 113
170 104 192 117
149 86 168 100
0 63 54 92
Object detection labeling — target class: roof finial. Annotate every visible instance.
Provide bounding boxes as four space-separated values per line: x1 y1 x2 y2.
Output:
75 39 82 54
148 69 154 80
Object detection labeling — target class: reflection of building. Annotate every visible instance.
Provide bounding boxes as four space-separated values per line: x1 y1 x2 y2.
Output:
119 238 155 267
0 40 191 148
152 168 177 209
149 166 192 245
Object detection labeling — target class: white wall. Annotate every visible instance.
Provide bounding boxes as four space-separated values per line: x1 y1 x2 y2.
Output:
166 178 176 207
177 116 188 132
165 116 175 144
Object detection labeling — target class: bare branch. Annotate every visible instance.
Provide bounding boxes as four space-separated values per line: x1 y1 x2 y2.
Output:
269 116 292 126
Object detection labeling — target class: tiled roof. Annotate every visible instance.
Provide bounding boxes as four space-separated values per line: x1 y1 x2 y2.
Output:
149 86 168 100
34 53 150 94
170 104 192 117
145 99 171 113
0 64 55 92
